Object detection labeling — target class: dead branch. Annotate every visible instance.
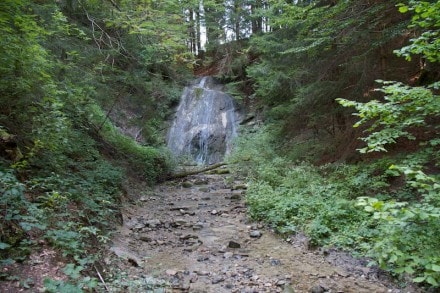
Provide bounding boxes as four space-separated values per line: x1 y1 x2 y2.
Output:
167 163 227 180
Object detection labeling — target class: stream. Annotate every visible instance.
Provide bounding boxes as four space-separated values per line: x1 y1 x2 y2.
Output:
109 169 406 293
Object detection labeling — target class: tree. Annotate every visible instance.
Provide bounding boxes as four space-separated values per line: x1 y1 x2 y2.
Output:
338 0 440 286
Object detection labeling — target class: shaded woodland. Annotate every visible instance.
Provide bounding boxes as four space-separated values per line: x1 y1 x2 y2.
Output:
0 0 439 290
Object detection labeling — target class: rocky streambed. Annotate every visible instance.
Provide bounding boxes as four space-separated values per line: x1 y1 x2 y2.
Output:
108 170 414 293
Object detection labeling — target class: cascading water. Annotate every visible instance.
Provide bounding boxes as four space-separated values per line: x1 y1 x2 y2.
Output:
167 76 239 165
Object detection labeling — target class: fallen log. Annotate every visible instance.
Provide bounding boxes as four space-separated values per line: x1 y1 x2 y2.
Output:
167 162 227 180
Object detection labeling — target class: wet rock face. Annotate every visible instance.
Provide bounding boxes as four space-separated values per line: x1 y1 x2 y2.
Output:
167 76 239 165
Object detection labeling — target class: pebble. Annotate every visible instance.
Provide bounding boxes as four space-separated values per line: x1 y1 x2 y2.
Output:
250 230 262 238
224 252 234 259
145 219 161 227
166 269 177 276
139 234 152 242
310 285 326 293
211 275 225 284
197 255 209 262
228 240 241 248
192 222 204 230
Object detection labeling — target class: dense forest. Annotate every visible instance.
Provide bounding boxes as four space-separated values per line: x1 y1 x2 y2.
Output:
1 0 439 291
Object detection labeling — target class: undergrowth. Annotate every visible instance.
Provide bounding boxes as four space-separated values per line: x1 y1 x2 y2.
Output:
229 126 440 289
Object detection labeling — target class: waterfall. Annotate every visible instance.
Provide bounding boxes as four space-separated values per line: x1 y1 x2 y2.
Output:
167 76 239 165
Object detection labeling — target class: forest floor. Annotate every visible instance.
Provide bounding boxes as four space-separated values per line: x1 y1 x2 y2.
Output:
107 168 419 293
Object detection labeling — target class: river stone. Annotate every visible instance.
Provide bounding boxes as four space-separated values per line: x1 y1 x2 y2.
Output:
182 181 193 188
166 269 178 276
250 230 262 238
139 234 153 242
309 285 326 293
194 178 208 185
224 252 234 259
233 184 248 190
211 275 225 284
228 240 241 248
145 219 161 228
173 219 189 226
126 218 145 230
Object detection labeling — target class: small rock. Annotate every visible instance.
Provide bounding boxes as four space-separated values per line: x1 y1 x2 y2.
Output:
173 219 188 226
166 269 178 276
194 179 208 185
139 234 153 242
276 280 286 286
126 218 145 230
170 206 189 211
197 255 209 262
196 271 210 276
211 210 218 215
190 273 198 283
270 258 282 266
233 184 247 190
179 234 198 241
145 219 161 228
192 223 204 230
212 275 225 284
230 193 241 200
228 240 241 248
283 284 296 293
310 285 326 293
182 182 193 188
224 252 234 259
250 230 262 238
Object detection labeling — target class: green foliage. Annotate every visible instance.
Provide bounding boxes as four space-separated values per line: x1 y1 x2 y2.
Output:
246 0 405 142
337 81 439 153
0 0 180 289
358 197 440 286
0 169 44 261
334 0 440 287
396 1 440 62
